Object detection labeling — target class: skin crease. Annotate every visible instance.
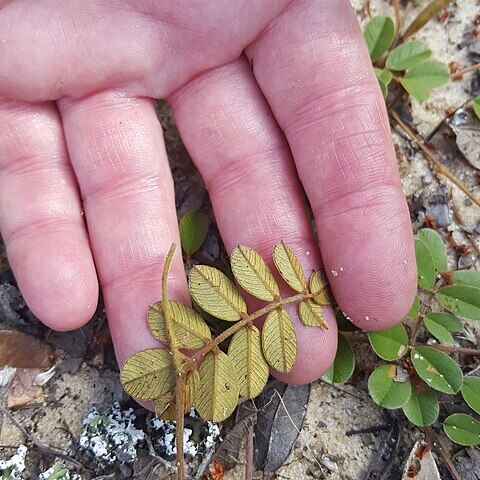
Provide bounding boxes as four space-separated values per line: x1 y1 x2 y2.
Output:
0 0 417 403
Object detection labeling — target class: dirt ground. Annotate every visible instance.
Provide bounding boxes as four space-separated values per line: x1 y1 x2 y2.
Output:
1 1 479 479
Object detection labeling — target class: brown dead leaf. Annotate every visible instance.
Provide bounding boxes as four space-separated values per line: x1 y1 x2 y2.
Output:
0 330 53 368
7 368 44 408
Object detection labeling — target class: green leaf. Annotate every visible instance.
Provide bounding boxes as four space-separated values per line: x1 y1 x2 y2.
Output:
120 349 175 400
415 238 436 289
374 68 393 97
230 245 280 301
400 60 450 101
424 312 463 344
298 299 328 329
407 295 421 319
196 351 240 422
262 307 297 373
451 270 480 289
403 0 451 39
461 377 480 415
322 334 355 384
402 387 439 426
436 285 480 320
228 326 269 399
444 413 480 446
368 324 409 361
473 95 480 120
416 228 448 272
189 265 247 321
368 364 412 409
335 309 360 332
411 346 463 394
386 40 432 71
148 300 211 349
273 241 307 293
364 16 395 62
179 212 209 255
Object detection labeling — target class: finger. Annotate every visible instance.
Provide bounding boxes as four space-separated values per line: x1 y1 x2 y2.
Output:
170 58 337 384
58 92 188 367
246 0 417 330
0 99 98 329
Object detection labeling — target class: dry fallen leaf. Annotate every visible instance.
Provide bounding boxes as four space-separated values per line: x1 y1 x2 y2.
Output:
0 330 53 368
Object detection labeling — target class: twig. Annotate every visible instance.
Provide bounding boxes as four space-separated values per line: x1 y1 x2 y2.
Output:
392 0 402 34
414 344 480 356
245 423 254 480
321 381 364 401
451 62 480 81
389 108 480 209
423 427 462 480
0 405 84 470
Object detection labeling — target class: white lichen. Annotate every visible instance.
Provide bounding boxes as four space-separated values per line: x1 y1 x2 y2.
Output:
0 444 27 480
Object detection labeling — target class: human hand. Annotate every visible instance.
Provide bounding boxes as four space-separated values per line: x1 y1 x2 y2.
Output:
0 0 416 386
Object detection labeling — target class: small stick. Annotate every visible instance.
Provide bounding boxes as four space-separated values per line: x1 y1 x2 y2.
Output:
451 62 480 81
423 426 462 480
245 423 254 480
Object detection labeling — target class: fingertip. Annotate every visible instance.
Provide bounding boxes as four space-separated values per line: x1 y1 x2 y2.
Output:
11 235 99 331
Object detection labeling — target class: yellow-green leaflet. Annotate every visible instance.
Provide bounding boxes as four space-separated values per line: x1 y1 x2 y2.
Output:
189 265 247 321
196 351 240 422
231 245 280 301
228 326 269 398
262 307 297 373
299 299 328 329
148 300 211 349
154 370 199 421
273 242 307 293
309 270 332 306
120 348 175 400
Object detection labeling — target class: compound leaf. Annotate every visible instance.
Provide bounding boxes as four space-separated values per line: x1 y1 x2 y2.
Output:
386 40 431 71
461 377 480 415
322 334 355 384
120 348 175 400
402 387 439 426
231 245 280 301
415 237 436 289
262 307 297 373
451 270 480 289
196 351 240 422
148 300 211 349
299 299 328 329
309 269 332 306
228 326 269 398
364 16 395 62
368 364 412 409
368 324 409 361
424 312 463 345
273 242 307 293
179 211 209 255
400 60 450 102
190 265 247 321
416 228 448 272
444 413 480 446
436 285 480 320
411 346 463 394
154 370 200 421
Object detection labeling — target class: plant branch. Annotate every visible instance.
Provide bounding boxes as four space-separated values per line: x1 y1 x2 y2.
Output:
192 292 314 364
162 244 186 480
451 62 480 81
389 108 480 209
414 343 480 356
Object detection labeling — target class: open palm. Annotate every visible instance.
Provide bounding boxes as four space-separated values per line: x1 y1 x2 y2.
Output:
0 0 416 386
